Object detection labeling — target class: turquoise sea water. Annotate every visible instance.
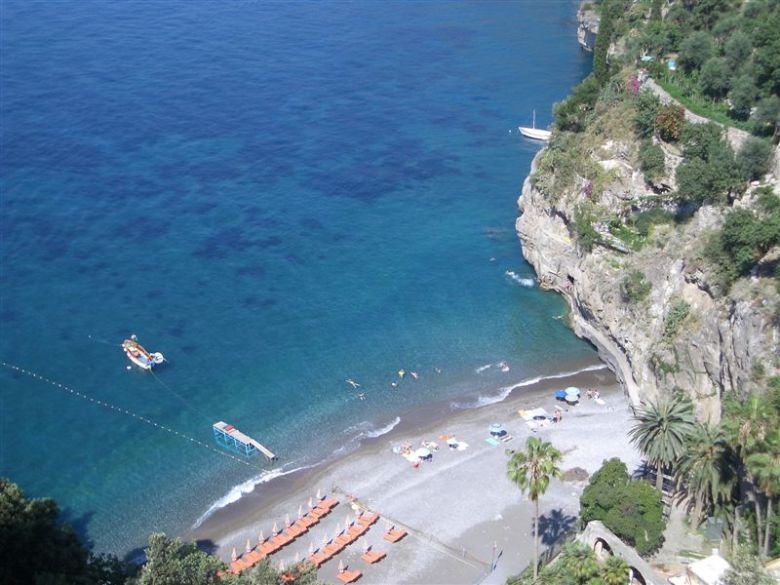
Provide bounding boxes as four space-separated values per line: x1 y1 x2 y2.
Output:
0 1 592 554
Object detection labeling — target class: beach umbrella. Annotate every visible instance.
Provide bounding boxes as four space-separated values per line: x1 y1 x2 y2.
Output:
309 541 315 555
294 552 299 563
259 530 265 543
362 541 370 553
316 488 322 500
565 386 580 396
278 559 285 572
298 504 303 518
415 447 431 459
565 394 578 404
285 513 291 527
308 496 314 509
323 533 329 546
345 515 352 530
489 423 507 437
338 559 345 573
272 521 279 535
231 547 237 562
554 390 567 400
246 539 252 553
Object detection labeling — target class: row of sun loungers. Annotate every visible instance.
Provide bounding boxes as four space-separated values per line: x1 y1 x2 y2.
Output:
229 496 340 574
307 511 380 568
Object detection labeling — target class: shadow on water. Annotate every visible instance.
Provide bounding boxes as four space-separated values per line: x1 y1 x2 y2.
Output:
60 508 96 551
121 538 220 566
537 507 577 546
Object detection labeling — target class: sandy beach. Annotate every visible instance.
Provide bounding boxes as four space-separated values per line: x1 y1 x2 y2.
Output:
190 366 641 584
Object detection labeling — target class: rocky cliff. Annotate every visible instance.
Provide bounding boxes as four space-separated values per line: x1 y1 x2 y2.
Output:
516 131 780 422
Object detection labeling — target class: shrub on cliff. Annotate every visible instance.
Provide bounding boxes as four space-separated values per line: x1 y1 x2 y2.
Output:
639 140 666 183
736 137 774 181
633 91 660 138
554 75 601 133
655 105 685 142
579 459 666 556
573 203 601 253
621 269 652 303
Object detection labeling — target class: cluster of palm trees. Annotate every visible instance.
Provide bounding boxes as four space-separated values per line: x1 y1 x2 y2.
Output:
506 389 779 581
628 392 780 558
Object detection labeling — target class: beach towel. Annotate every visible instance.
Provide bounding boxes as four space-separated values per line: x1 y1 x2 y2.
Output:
485 437 499 446
595 398 606 405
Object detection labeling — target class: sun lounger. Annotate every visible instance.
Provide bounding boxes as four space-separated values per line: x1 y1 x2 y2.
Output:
242 549 265 567
348 523 369 539
284 524 306 539
324 541 345 556
293 519 310 532
271 532 294 548
383 527 407 543
317 497 339 510
299 514 320 528
357 512 380 526
259 540 280 555
361 549 386 564
335 533 354 547
499 434 514 443
336 569 362 583
309 507 331 519
309 551 330 568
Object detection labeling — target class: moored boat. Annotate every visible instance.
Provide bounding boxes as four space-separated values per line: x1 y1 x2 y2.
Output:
518 109 552 141
122 335 164 370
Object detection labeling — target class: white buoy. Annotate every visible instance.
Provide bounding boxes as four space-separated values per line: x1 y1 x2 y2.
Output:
126 366 131 370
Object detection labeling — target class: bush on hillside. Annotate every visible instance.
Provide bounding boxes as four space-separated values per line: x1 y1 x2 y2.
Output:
633 90 661 138
621 269 652 303
680 31 713 72
700 57 731 99
655 105 685 142
573 204 601 253
554 75 602 133
737 137 774 181
579 458 666 556
639 140 666 182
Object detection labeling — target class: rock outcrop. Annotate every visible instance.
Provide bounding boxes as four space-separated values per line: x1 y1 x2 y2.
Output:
516 146 780 423
577 2 599 51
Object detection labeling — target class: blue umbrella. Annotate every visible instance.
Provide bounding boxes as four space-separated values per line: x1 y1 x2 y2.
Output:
489 423 506 436
554 390 567 400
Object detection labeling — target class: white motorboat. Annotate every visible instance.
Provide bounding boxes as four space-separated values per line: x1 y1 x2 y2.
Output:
122 335 164 370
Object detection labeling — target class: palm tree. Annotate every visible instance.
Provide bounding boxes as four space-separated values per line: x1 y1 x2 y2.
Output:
628 395 695 491
723 394 776 548
675 423 737 526
601 555 630 585
746 428 780 557
506 437 563 580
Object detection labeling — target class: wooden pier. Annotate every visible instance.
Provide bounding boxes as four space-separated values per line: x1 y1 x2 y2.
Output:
212 421 277 462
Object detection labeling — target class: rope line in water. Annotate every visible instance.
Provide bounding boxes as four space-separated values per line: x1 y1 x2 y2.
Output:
0 361 267 471
150 369 213 424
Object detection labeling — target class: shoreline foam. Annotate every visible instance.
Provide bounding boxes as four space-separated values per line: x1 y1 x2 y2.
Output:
190 363 640 584
191 361 607 530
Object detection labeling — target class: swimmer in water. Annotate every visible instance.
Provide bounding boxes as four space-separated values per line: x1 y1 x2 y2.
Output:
346 378 360 389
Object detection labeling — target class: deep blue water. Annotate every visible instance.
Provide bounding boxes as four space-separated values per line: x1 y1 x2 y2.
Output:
1 0 592 554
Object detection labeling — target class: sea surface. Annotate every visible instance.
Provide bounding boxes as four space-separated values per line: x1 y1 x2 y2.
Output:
0 0 592 555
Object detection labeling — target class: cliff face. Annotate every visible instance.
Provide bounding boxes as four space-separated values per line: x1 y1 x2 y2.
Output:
577 2 599 52
516 143 780 422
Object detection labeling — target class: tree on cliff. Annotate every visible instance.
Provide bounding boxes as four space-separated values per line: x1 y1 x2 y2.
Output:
592 0 617 85
0 478 133 585
629 395 695 491
506 437 562 580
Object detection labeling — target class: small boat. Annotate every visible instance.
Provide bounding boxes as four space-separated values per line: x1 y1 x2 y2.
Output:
122 335 164 370
518 110 552 141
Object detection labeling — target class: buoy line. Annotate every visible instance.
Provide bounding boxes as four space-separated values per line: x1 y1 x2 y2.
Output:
0 360 268 471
